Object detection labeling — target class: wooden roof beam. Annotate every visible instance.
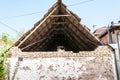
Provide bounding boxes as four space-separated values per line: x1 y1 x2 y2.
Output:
64 25 88 50
35 30 64 50
58 0 62 3
50 15 71 17
17 7 58 47
65 17 100 47
61 5 81 22
63 31 83 51
52 22 67 25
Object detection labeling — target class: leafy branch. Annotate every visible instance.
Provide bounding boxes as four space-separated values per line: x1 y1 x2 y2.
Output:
0 33 14 80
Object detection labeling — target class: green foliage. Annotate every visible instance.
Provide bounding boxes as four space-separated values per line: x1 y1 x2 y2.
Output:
0 33 14 80
2 33 8 44
0 56 6 79
0 54 6 80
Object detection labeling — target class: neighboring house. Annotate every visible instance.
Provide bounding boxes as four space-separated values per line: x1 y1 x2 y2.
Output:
8 0 118 80
93 26 109 44
94 22 120 44
94 22 120 58
94 21 120 79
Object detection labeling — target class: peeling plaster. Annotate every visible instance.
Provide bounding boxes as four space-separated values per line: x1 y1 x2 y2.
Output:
8 57 115 80
8 46 117 80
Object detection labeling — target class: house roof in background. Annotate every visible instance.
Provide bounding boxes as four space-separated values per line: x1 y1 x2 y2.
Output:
93 26 108 38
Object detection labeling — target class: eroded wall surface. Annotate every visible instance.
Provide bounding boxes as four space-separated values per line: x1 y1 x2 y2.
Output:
8 46 117 80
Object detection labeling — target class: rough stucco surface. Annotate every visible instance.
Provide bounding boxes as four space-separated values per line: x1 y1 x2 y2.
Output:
8 46 117 80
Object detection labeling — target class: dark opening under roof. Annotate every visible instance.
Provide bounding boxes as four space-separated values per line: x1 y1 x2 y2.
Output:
13 1 101 52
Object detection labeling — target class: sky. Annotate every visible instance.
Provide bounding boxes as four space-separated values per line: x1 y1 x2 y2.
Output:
0 0 120 38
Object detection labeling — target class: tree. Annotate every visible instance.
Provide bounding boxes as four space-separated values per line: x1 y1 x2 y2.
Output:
0 33 14 80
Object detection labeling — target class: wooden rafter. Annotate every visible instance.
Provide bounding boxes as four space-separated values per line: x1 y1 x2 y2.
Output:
13 0 101 52
50 15 71 17
65 17 100 47
52 22 67 24
64 25 88 50
58 0 62 4
18 6 58 47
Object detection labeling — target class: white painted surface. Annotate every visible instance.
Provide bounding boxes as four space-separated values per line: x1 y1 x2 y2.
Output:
8 46 117 80
9 56 115 80
109 44 119 60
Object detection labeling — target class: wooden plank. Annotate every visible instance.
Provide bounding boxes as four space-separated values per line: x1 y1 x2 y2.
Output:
32 21 57 49
17 7 58 47
61 5 81 22
63 31 83 51
50 15 71 17
64 25 88 50
58 0 62 5
52 22 67 24
58 0 62 2
65 17 100 46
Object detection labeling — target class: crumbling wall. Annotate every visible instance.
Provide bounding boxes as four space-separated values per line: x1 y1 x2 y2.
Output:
8 46 117 80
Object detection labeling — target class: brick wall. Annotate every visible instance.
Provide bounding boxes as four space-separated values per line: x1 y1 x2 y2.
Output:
8 46 117 80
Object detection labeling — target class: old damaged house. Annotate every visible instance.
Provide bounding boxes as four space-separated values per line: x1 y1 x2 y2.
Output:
8 0 118 80
93 21 120 44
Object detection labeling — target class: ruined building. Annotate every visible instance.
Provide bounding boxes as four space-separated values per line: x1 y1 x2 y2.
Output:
8 0 118 80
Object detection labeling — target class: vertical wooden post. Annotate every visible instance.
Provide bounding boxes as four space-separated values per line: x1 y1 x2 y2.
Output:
58 0 62 14
58 0 62 3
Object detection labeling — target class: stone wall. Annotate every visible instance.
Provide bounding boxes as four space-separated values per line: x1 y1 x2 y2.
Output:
8 46 117 80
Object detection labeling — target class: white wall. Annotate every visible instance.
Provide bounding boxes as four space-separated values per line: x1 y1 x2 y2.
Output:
8 46 117 80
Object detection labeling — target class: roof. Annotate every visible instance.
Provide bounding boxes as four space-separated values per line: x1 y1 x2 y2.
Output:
13 0 101 52
93 26 108 38
94 27 108 34
111 23 120 30
94 22 120 38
